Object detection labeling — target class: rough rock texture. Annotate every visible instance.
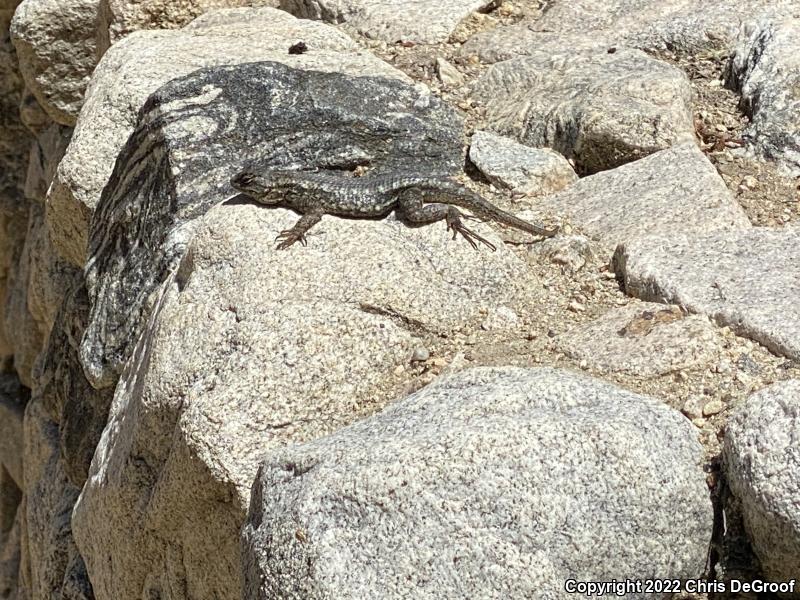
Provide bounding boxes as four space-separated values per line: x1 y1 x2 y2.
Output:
0 1 31 360
729 18 800 175
79 58 456 390
0 2 28 206
35 271 112 487
0 208 27 361
468 130 577 197
461 0 799 62
557 303 722 376
243 367 712 599
523 143 751 257
73 202 532 600
24 124 72 203
22 399 92 600
472 41 695 174
724 380 800 596
10 0 100 126
0 373 26 600
614 227 800 360
48 6 408 268
0 376 26 492
97 0 280 53
280 0 494 43
3 205 46 387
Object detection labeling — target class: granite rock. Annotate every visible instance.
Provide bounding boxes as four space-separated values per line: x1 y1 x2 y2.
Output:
729 17 800 175
614 226 800 360
10 0 100 125
72 199 532 600
468 131 577 197
97 0 281 53
280 0 494 43
724 380 800 597
460 0 799 62
472 41 695 174
243 367 712 599
78 58 456 389
557 303 722 376
523 143 751 258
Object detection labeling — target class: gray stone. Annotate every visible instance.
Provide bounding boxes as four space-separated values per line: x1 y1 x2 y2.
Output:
243 367 712 599
97 0 281 53
23 123 72 202
468 131 577 197
3 205 46 387
557 302 722 376
614 226 800 360
729 18 800 175
724 380 800 596
523 143 751 257
0 373 28 488
22 399 92 600
280 0 494 43
48 6 408 267
33 271 112 487
10 0 100 126
528 234 596 273
0 5 29 212
435 57 463 87
72 199 532 600
79 59 457 389
23 192 76 340
472 41 695 174
461 1 799 62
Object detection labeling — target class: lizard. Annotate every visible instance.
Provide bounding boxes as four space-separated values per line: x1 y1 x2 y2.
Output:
229 169 557 251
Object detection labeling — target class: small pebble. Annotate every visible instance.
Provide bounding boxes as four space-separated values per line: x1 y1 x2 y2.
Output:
430 357 448 368
702 399 725 417
410 347 430 362
740 175 758 189
394 365 405 376
568 300 585 313
692 418 707 428
682 395 705 419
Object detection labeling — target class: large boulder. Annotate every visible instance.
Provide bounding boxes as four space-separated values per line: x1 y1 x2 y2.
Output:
47 6 408 268
21 399 92 600
72 197 535 599
614 226 800 360
724 380 800 597
280 0 494 43
460 0 798 61
472 39 695 174
75 56 451 389
522 143 750 257
97 0 281 53
243 367 712 599
729 17 800 175
10 0 100 126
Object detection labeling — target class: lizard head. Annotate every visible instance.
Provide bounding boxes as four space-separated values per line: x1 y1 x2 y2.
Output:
230 171 277 200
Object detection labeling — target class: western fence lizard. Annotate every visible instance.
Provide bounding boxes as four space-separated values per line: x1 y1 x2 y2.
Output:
229 169 557 250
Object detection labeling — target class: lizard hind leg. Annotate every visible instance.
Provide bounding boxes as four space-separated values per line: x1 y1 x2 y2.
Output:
396 193 496 251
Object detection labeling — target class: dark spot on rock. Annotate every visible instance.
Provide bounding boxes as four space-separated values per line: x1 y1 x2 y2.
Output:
288 41 307 55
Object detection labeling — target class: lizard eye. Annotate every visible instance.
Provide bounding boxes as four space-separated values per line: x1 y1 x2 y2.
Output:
231 172 255 188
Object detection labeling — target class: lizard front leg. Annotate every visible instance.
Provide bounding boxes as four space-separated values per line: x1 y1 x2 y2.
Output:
275 211 323 250
396 191 496 251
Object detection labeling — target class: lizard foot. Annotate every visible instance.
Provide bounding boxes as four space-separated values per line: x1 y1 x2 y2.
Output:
275 228 308 250
446 212 497 251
